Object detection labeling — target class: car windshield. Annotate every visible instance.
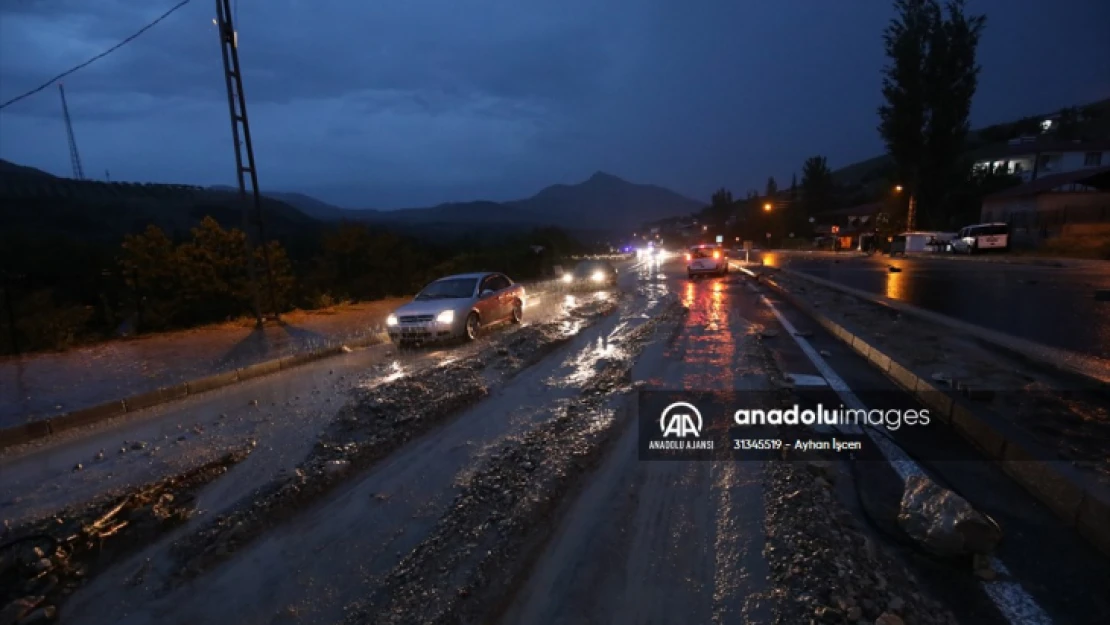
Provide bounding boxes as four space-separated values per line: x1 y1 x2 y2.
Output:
414 278 476 300
573 262 610 276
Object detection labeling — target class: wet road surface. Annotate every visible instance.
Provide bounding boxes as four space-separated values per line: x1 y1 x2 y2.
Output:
501 268 776 625
4 256 1107 625
0 279 610 526
760 251 1110 358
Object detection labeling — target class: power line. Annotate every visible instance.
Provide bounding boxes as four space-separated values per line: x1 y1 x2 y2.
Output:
0 0 194 111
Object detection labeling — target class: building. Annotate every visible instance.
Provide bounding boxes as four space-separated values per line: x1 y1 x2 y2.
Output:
980 166 1110 245
970 138 1110 182
813 202 883 249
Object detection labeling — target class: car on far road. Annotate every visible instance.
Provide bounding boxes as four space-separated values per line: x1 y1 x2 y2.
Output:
562 260 618 290
386 272 524 346
950 222 1010 254
685 244 728 278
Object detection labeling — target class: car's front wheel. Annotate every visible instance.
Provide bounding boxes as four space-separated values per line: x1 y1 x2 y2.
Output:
511 300 523 324
465 312 481 341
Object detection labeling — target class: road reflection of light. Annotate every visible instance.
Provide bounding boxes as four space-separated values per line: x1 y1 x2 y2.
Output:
595 291 610 302
761 252 781 267
885 268 906 300
560 334 625 386
359 360 406 389
684 282 695 308
564 294 577 307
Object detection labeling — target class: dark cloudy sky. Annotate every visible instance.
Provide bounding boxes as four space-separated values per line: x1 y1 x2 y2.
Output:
1 0 1107 209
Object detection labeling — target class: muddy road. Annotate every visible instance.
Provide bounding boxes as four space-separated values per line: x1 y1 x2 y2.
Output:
2 256 1107 625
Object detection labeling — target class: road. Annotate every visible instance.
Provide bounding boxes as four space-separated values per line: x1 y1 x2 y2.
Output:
2 255 1107 625
759 251 1110 358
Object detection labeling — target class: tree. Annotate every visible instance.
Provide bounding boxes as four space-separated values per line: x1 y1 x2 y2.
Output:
879 0 985 229
711 188 733 208
176 217 252 323
800 156 834 216
765 177 778 198
119 224 181 331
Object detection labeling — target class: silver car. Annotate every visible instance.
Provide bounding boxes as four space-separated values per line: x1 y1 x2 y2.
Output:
386 272 525 345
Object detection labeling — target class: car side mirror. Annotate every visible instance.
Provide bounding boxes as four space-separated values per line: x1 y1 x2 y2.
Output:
480 289 495 299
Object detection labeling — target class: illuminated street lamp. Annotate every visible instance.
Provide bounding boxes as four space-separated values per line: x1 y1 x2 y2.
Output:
763 202 772 212
702 225 708 232
894 185 903 193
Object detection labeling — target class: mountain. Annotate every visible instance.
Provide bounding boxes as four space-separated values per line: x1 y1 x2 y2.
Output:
209 185 371 221
0 170 320 244
237 171 703 234
0 159 57 178
507 171 703 231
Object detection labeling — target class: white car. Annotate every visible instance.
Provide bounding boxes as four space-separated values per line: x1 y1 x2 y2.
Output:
685 244 728 278
950 223 1010 254
386 272 525 346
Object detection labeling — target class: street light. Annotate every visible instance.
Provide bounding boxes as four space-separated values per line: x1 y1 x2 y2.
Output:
894 185 903 193
763 202 772 211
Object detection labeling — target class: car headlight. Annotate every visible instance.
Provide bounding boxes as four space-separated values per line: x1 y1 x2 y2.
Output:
591 270 605 282
562 273 574 283
386 314 398 327
436 310 455 324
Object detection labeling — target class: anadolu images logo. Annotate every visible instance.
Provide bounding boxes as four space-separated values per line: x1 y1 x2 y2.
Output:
659 402 703 438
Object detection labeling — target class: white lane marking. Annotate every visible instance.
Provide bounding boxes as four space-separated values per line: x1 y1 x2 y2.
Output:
756 291 1054 625
785 373 828 387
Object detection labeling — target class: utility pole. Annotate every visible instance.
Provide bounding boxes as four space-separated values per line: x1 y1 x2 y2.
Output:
215 0 279 325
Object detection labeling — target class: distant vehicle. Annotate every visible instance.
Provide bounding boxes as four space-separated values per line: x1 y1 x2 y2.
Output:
386 272 525 346
562 260 618 289
685 244 728 278
888 231 953 256
950 223 1010 254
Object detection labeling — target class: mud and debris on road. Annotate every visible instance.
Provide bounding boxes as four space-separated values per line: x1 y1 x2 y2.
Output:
764 455 958 625
345 298 686 625
168 294 621 582
0 449 250 624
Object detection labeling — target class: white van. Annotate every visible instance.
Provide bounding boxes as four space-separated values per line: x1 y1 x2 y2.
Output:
950 223 1010 254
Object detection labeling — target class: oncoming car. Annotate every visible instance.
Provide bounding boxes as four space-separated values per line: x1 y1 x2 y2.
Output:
685 244 728 278
561 260 618 289
386 272 525 346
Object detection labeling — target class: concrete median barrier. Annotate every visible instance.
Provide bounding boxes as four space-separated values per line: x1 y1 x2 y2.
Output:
48 400 127 434
237 359 283 381
187 370 241 394
748 268 1110 557
0 420 52 450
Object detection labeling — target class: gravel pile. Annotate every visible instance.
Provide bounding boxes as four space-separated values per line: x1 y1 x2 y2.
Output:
167 296 621 583
763 457 959 625
346 299 686 625
0 450 249 625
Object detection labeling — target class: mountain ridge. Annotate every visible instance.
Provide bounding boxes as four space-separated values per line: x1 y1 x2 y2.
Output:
0 158 703 235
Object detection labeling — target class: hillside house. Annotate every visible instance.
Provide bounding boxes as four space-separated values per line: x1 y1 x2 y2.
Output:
970 138 1110 182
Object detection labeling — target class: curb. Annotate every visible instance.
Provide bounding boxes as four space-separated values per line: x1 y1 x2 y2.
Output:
742 266 1110 558
0 332 386 453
